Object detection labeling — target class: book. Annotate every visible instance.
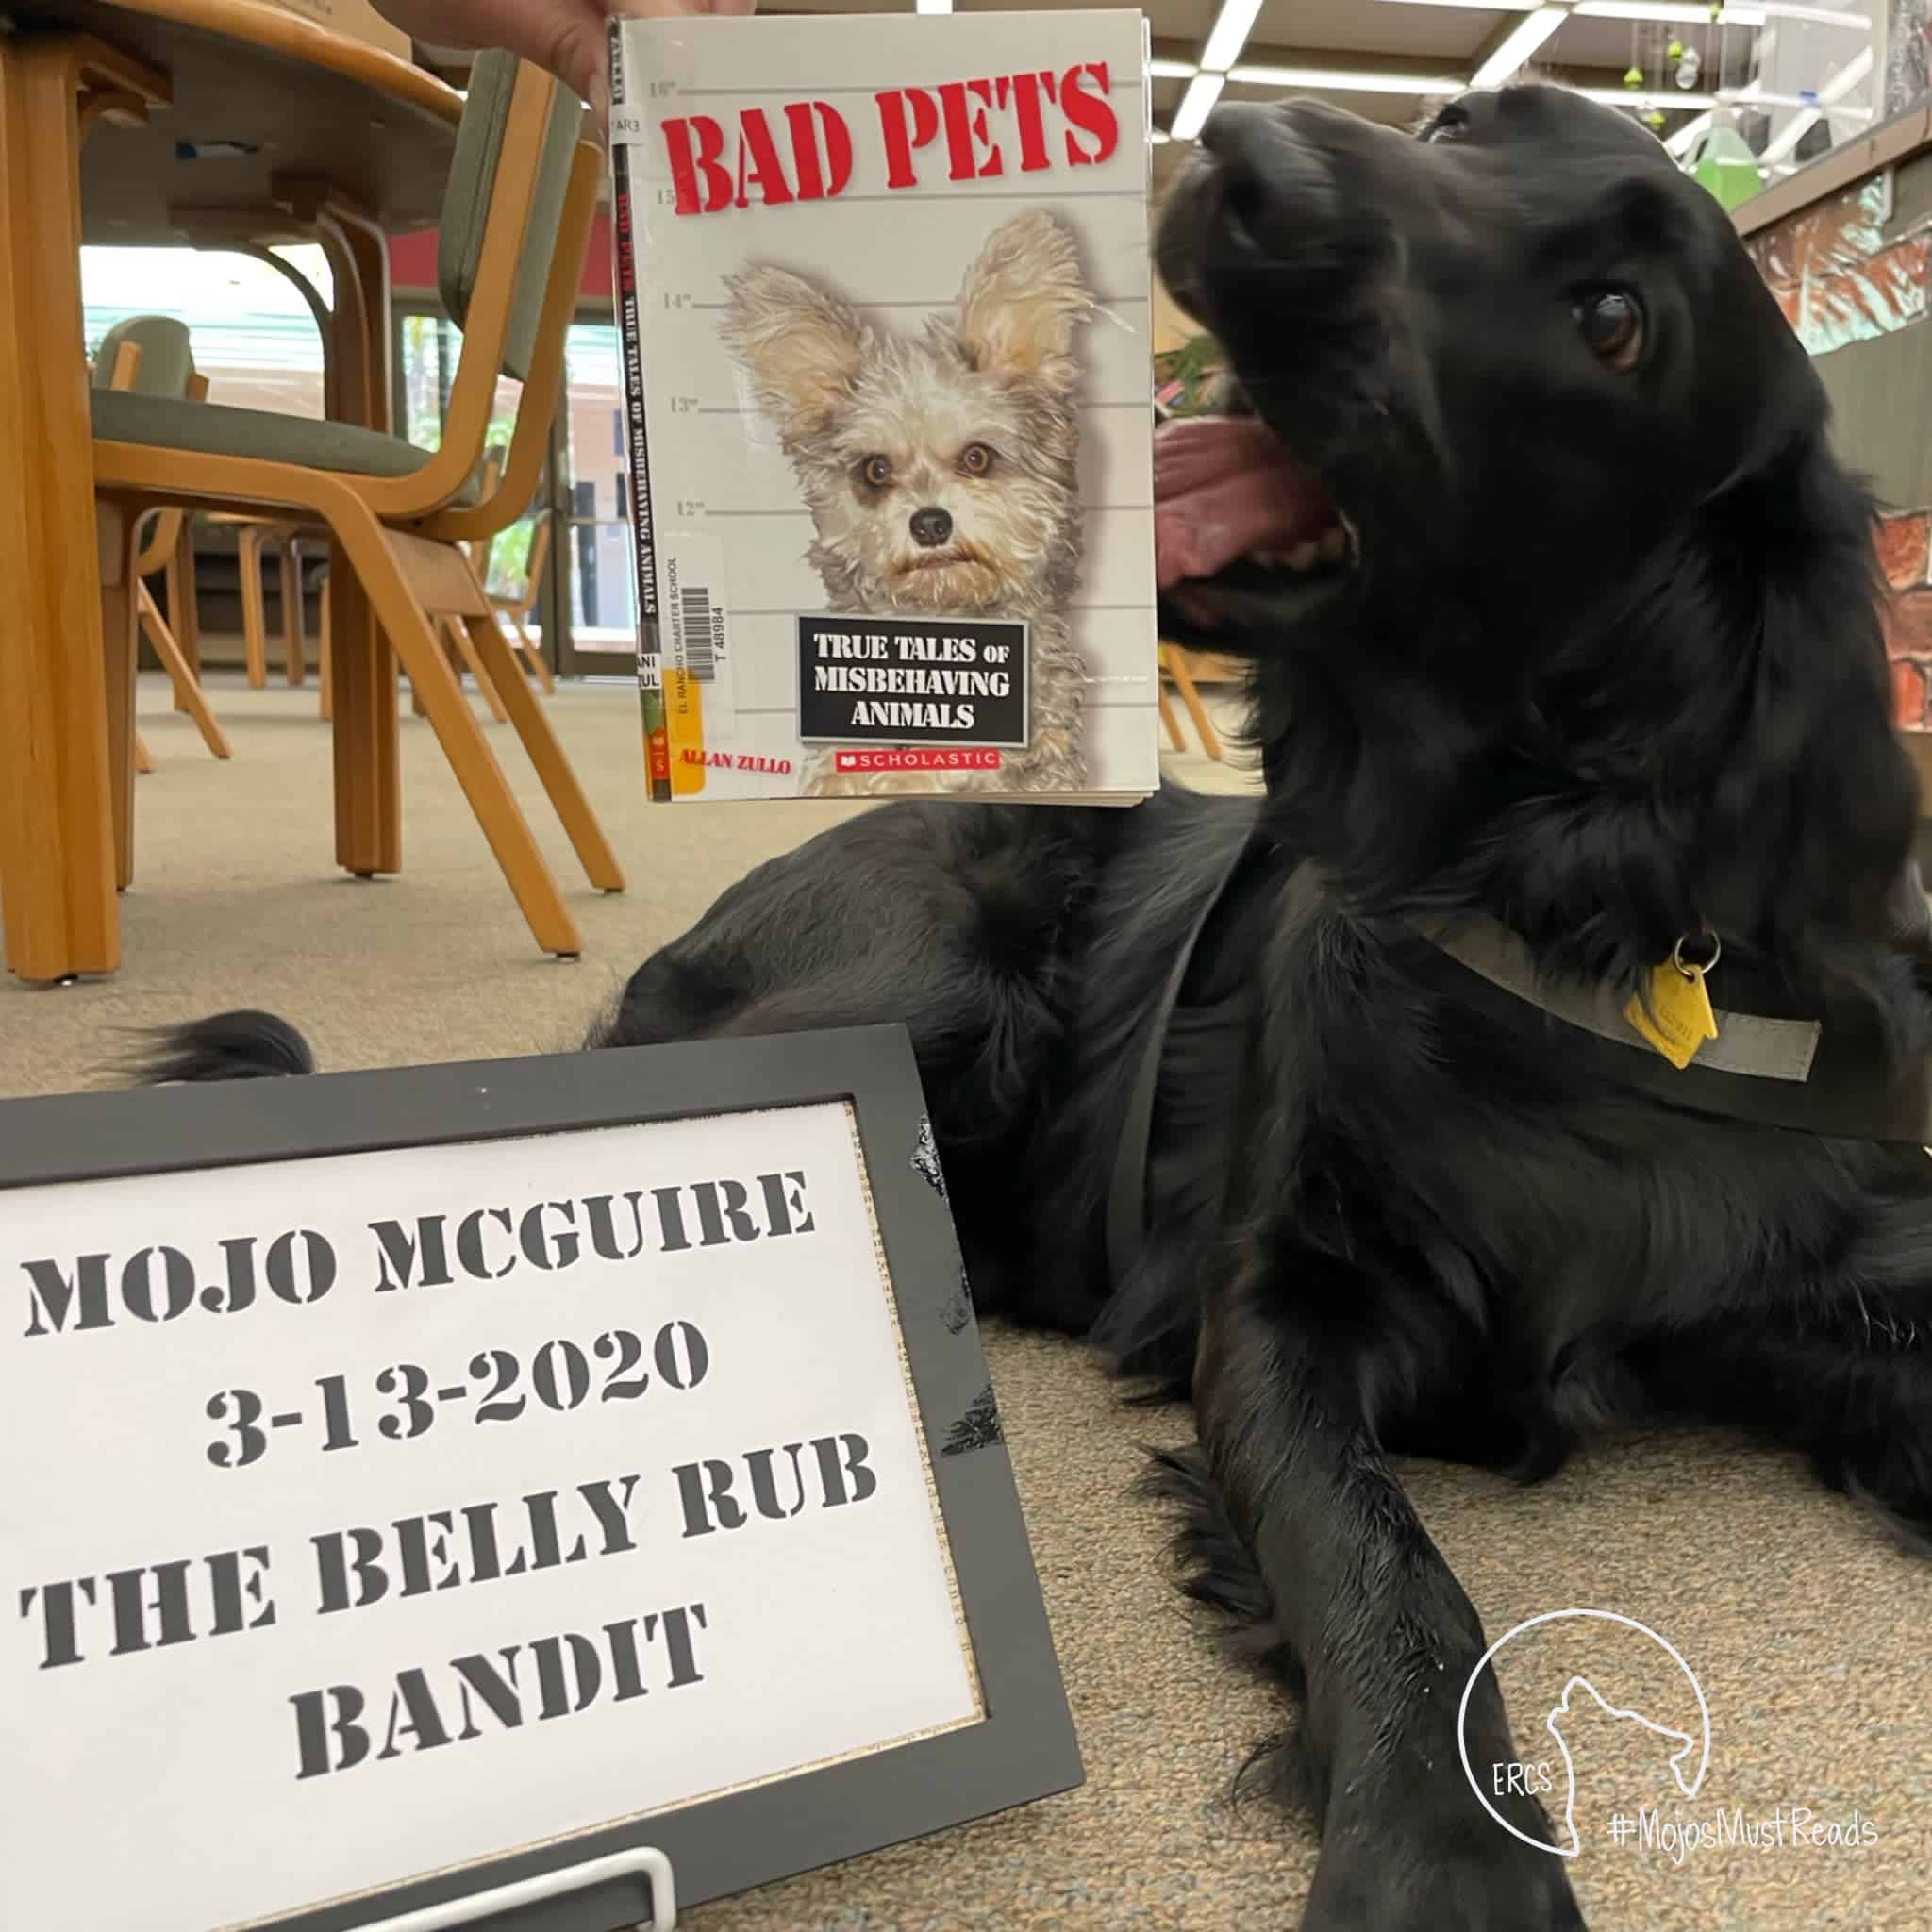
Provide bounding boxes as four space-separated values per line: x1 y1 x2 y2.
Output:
608 11 1159 803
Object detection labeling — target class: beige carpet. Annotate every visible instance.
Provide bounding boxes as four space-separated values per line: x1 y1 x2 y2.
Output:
3 674 1927 1929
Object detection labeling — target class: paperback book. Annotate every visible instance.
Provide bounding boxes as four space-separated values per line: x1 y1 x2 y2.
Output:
608 10 1159 802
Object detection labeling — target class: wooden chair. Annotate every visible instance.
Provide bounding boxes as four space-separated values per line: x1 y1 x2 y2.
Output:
206 513 309 689
416 446 511 724
323 541 525 728
90 55 622 956
309 458 527 724
1158 642 1224 761
90 318 231 805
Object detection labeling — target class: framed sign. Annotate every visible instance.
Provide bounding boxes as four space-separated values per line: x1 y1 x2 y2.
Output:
0 1027 1079 1932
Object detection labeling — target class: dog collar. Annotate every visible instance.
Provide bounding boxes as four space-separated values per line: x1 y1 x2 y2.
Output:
1394 911 1932 1145
1107 840 1932 1291
1408 912 1822 1082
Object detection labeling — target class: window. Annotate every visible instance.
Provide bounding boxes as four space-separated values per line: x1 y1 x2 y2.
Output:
81 244 331 415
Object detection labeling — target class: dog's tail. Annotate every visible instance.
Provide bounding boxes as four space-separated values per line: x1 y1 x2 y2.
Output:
128 1010 317 1084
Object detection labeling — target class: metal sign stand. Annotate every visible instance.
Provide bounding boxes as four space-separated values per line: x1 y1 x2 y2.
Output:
351 1849 675 1932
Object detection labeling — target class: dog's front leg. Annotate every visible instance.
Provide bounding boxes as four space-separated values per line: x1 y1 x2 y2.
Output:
1185 1264 1585 1931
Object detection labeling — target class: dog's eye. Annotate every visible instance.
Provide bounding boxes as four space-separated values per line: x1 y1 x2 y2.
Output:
1424 105 1469 144
1574 290 1644 372
859 455 892 490
958 442 995 478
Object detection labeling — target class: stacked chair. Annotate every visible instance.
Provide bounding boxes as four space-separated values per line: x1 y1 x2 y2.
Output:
90 316 232 885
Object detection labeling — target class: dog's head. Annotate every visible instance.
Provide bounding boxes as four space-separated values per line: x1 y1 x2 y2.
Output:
723 211 1091 615
1156 86 1829 641
1157 87 1922 1003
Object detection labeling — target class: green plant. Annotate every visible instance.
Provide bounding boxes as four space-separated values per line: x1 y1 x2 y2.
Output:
486 518 535 598
1155 331 1226 414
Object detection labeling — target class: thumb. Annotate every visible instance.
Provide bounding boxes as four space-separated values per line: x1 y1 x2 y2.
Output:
538 8 610 108
367 0 609 104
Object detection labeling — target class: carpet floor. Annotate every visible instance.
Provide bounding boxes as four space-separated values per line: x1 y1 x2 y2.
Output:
3 673 1926 1929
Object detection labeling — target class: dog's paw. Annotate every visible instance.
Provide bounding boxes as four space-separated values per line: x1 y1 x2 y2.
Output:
1301 1821 1586 1932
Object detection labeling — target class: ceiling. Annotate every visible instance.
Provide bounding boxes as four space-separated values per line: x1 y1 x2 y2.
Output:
722 1 1873 190
419 2 1876 210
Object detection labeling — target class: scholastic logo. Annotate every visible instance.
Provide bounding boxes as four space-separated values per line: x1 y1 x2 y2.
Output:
834 749 1001 773
663 66 1119 217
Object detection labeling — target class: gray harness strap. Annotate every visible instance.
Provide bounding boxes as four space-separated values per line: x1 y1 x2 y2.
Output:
1105 858 1932 1290
1104 830 1258 1293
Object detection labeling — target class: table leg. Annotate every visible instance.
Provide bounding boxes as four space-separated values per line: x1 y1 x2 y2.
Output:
0 37 122 979
318 212 400 875
318 562 332 721
329 567 398 875
238 523 269 687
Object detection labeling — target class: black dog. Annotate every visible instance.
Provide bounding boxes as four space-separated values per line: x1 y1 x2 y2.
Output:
147 89 1932 1930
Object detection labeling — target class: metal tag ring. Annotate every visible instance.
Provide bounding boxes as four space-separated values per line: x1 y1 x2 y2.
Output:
1672 931 1722 977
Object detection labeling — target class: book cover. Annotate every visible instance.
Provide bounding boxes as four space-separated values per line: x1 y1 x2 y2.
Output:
608 11 1158 803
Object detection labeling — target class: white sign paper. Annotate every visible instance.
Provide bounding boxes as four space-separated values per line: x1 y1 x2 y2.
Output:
0 1102 980 1932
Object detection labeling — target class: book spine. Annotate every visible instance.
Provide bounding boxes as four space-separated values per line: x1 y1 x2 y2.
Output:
608 23 672 802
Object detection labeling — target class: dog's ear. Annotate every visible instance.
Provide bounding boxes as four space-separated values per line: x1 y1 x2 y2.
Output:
720 265 866 443
1700 439 1923 1003
1491 430 1922 1017
952 212 1092 391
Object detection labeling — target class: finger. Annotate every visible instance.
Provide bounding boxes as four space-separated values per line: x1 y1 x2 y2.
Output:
588 60 611 145
544 13 608 108
371 0 608 100
596 0 758 132
608 0 755 14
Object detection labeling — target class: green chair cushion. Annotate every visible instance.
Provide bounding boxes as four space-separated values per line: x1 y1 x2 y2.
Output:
92 390 481 504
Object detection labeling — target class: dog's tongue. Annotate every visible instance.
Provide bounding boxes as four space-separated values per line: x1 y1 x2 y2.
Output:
1155 417 1331 591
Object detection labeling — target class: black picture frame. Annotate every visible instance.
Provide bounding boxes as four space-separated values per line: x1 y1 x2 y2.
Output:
0 1025 1081 1931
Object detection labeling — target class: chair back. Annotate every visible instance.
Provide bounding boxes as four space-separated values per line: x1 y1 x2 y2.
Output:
438 50 582 383
408 58 598 539
92 319 204 573
92 316 194 398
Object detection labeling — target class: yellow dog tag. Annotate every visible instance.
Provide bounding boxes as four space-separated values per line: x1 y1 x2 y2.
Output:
1624 961 1719 1070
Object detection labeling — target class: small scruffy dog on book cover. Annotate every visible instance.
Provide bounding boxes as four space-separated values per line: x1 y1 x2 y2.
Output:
723 210 1094 797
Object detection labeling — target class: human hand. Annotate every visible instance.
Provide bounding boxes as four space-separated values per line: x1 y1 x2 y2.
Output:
372 0 755 121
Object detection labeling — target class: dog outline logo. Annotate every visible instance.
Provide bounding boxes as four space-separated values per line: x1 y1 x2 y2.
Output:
1457 1607 1712 1857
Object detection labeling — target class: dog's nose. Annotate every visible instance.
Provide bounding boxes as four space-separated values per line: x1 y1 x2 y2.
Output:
1195 104 1342 261
909 507 953 549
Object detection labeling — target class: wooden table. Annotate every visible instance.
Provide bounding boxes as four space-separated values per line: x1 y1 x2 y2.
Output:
0 0 459 981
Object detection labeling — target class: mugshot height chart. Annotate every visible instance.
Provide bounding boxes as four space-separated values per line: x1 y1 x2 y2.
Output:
0 1104 980 1932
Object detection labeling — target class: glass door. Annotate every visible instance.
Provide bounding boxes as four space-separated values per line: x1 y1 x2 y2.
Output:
394 306 557 669
555 319 636 677
391 305 640 676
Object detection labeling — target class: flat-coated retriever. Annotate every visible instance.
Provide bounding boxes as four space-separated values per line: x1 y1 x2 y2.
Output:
147 88 1932 1930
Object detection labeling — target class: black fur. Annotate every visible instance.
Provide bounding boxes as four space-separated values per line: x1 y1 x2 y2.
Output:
129 1010 316 1083
132 90 1932 1930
